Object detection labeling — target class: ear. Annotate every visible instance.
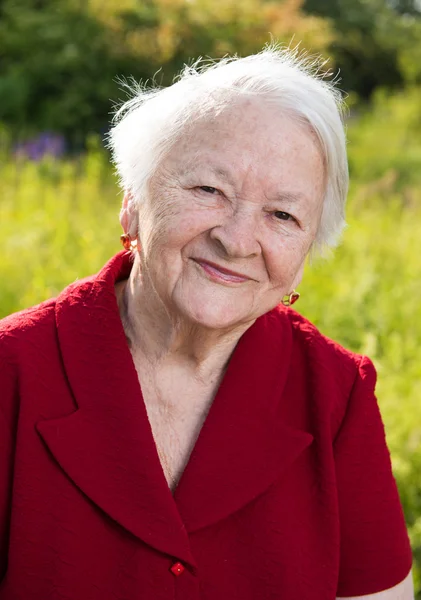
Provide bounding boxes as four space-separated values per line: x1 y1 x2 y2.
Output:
120 192 138 238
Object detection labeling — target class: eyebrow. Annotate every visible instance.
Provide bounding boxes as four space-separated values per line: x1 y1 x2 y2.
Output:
180 162 235 184
208 165 234 182
181 164 308 205
274 191 306 204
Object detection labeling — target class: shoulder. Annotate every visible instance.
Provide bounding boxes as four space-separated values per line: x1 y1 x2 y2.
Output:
0 279 94 432
268 307 377 436
288 308 376 387
0 300 58 412
277 306 365 374
0 300 57 440
0 275 95 368
0 252 131 360
0 298 57 360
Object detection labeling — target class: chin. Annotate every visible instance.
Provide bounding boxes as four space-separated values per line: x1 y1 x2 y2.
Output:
178 297 251 331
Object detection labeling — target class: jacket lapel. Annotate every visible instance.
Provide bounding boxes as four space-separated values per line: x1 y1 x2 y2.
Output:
36 252 196 567
36 251 313 562
174 308 314 532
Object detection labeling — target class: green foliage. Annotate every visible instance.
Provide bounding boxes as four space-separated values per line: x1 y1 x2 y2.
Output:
2 0 421 138
0 0 151 142
100 0 332 82
397 18 421 85
347 87 421 188
0 144 120 315
1 0 421 139
1 0 332 140
303 0 421 97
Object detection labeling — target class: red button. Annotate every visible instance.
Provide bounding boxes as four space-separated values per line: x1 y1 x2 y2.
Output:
170 561 185 576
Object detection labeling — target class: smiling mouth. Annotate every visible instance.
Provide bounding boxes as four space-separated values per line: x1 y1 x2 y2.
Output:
193 259 251 284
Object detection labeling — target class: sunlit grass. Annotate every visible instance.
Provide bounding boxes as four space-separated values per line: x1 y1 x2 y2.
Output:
0 151 121 316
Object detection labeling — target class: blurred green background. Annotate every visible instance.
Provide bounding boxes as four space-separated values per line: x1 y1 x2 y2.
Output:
1 0 421 594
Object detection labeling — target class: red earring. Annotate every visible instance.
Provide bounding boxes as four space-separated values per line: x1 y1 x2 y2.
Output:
282 290 300 307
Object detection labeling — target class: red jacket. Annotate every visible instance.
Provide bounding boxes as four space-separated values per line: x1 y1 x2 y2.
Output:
0 252 412 599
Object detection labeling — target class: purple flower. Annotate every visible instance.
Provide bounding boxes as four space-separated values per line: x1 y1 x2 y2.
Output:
14 132 66 161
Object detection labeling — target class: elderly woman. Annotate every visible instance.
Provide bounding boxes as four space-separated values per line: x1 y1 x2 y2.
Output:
0 48 414 600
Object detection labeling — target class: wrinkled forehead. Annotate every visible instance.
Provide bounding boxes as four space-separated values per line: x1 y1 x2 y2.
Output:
160 96 324 176
146 98 326 231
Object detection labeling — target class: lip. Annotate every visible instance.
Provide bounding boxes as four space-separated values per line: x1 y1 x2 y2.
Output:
193 258 251 283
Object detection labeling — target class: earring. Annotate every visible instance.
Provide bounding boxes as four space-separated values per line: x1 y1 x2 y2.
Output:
120 233 132 251
120 233 139 252
281 290 300 307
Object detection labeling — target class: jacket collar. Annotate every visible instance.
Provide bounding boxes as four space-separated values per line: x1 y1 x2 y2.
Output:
36 251 313 569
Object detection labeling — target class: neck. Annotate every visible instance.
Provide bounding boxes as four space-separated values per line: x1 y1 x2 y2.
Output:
115 256 254 381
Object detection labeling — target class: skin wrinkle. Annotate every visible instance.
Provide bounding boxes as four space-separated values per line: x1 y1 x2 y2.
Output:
120 98 325 371
116 98 326 491
120 109 320 364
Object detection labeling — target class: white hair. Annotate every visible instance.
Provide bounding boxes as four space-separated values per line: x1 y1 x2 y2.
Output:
107 44 349 255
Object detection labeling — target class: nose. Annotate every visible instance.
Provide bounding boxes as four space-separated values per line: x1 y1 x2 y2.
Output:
209 207 261 259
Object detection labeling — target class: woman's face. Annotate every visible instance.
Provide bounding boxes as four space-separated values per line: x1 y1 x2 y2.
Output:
133 100 326 330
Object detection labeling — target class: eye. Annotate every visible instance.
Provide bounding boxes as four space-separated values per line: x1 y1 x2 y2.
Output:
274 211 295 222
198 186 219 194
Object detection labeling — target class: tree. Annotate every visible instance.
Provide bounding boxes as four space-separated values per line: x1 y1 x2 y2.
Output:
0 0 150 143
302 0 421 97
91 0 332 84
0 0 333 140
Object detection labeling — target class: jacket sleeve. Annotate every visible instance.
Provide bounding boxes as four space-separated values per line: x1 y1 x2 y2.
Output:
334 355 413 597
0 337 18 582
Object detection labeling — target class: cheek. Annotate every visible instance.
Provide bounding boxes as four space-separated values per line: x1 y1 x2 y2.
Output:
264 238 308 287
139 193 181 254
141 199 210 267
